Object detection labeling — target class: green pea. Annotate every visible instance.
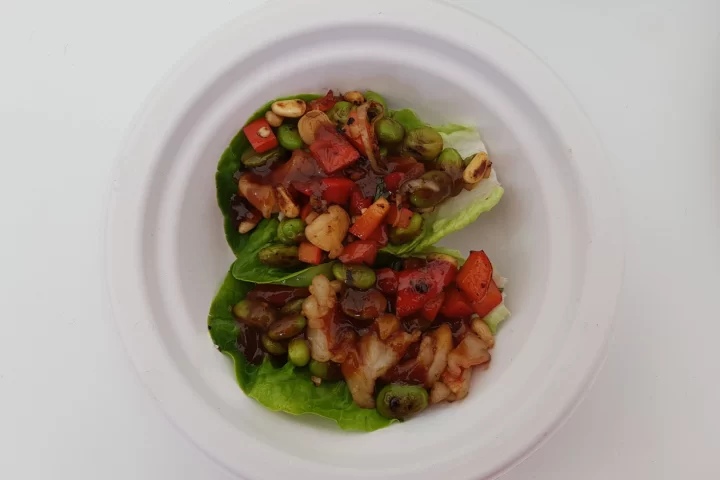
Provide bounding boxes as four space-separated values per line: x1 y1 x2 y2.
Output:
280 298 305 315
376 384 429 419
308 359 342 380
288 338 310 367
409 171 453 209
332 263 377 290
327 101 353 125
403 126 444 162
436 148 464 174
277 124 304 150
374 118 405 145
276 218 306 245
240 146 289 168
391 109 425 131
258 244 302 268
261 334 287 355
267 314 307 341
389 214 423 245
364 91 388 113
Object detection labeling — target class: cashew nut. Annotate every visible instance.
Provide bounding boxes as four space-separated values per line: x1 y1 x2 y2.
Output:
298 111 332 144
265 110 283 127
271 99 307 118
463 152 491 184
275 185 300 219
343 91 365 105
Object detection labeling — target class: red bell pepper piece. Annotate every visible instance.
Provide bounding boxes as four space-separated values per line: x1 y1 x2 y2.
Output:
298 242 323 265
470 280 503 318
422 292 446 322
375 268 398 295
365 223 388 247
456 250 494 304
307 90 337 112
386 205 413 228
395 259 456 318
300 202 313 221
403 257 426 270
320 178 355 206
243 118 278 153
309 125 361 174
349 197 390 239
338 240 378 265
440 285 475 318
349 188 372 216
384 172 405 193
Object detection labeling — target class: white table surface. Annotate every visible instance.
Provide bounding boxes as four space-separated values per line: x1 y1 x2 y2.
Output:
2 0 719 478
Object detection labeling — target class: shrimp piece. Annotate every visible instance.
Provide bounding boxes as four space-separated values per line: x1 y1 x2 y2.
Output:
302 275 355 363
441 367 472 402
446 333 490 376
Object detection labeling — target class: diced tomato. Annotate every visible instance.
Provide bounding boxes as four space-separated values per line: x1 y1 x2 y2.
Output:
386 205 413 228
300 202 313 221
365 224 388 247
375 268 398 295
349 197 391 240
349 188 372 216
338 241 378 265
309 125 361 174
456 250 494 304
243 118 278 153
320 178 355 206
470 280 503 318
307 90 337 112
422 292 446 322
298 242 323 265
246 285 309 307
441 286 475 318
384 172 405 193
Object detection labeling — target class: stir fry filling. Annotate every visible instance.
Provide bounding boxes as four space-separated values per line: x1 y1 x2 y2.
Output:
231 250 505 419
230 90 493 267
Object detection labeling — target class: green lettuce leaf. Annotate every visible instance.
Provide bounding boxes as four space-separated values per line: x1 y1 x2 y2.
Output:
231 218 335 286
217 93 323 256
208 269 395 431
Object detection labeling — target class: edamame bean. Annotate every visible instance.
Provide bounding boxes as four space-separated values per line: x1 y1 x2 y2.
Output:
374 118 405 145
363 91 388 113
240 146 288 168
276 218 306 245
280 298 305 314
332 263 377 290
403 127 444 162
288 338 310 367
277 124 304 150
308 359 342 380
258 244 302 268
261 334 287 355
326 101 352 125
267 314 307 341
389 214 423 245
376 384 429 419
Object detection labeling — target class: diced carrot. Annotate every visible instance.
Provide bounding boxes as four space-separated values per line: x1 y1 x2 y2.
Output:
456 250 494 304
298 242 323 265
349 197 391 240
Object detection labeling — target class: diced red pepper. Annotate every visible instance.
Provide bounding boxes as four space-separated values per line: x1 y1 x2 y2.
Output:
375 268 398 295
470 280 503 318
320 178 355 206
386 205 413 228
384 172 405 193
298 242 323 265
243 118 278 153
293 181 316 197
300 202 313 221
246 285 309 307
456 250 494 304
309 125 361 174
422 292 446 322
349 197 391 240
403 257 426 270
307 90 337 112
349 188 372 216
338 241 378 265
396 268 445 318
440 285 475 318
365 224 388 247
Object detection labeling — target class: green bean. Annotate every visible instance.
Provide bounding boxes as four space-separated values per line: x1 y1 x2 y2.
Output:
258 244 302 268
267 314 307 341
332 263 377 290
389 214 423 245
276 218 306 245
277 124 304 150
288 338 310 367
376 384 429 419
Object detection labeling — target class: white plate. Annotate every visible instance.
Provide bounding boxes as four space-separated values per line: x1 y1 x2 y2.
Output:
105 1 624 479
